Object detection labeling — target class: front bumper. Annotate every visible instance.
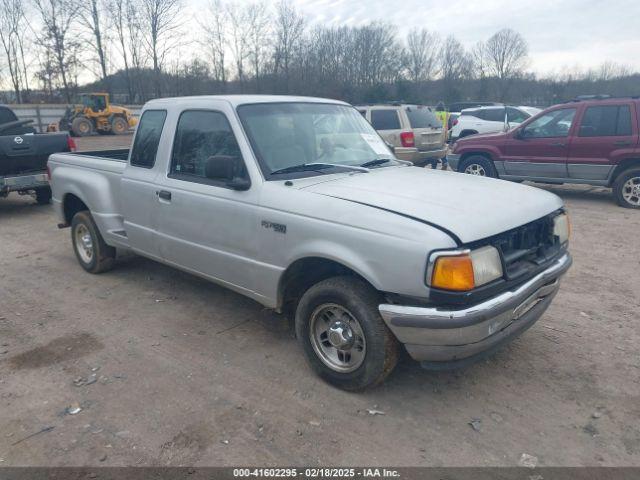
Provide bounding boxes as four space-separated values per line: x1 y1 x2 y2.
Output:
446 153 461 171
1 172 49 195
379 252 572 368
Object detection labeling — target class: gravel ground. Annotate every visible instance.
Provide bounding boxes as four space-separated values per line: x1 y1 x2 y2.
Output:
0 135 639 466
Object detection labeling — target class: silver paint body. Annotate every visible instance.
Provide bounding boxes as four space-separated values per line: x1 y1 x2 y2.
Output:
49 95 568 363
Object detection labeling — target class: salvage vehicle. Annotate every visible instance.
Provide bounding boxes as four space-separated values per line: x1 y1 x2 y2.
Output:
447 96 640 208
356 103 447 167
49 96 572 390
1 105 75 204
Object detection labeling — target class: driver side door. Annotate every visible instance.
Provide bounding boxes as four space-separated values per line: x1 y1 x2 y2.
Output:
503 107 578 179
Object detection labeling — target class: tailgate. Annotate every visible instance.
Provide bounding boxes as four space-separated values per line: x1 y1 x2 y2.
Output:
0 133 69 176
404 106 445 151
413 127 445 151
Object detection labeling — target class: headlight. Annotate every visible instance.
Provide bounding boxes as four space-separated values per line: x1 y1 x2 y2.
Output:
553 213 570 245
429 246 503 291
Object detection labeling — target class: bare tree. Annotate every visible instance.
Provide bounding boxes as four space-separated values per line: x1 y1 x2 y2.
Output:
439 35 471 102
226 2 249 89
272 0 304 92
78 0 110 91
139 0 183 97
484 28 528 100
0 0 27 101
596 61 631 81
405 28 440 83
33 0 82 103
245 2 271 92
202 0 228 85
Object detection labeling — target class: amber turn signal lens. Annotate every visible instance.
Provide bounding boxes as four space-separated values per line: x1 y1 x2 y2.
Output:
431 254 475 291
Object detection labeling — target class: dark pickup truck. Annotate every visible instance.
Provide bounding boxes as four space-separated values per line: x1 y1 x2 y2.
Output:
447 97 640 208
0 105 75 204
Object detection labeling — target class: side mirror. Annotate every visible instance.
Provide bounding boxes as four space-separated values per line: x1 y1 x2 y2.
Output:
205 155 250 191
514 128 525 140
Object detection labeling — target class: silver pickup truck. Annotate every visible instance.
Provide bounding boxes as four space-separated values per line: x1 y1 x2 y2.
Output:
49 95 572 390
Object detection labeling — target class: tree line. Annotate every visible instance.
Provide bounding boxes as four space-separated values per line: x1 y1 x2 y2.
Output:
0 0 638 106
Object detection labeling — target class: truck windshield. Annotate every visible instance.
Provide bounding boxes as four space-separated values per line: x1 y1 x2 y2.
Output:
237 102 401 179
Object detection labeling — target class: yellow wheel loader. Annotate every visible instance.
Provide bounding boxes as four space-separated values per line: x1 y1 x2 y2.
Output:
60 93 138 137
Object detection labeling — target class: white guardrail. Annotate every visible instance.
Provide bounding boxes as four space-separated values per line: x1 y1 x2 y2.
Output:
7 104 142 133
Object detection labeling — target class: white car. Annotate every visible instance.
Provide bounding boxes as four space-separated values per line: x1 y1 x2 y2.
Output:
450 105 541 141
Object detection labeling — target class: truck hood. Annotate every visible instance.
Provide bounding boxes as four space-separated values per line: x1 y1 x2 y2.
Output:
299 167 563 244
455 130 508 145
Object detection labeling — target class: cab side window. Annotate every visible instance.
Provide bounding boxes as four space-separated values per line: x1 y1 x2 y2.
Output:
370 110 401 130
522 108 576 138
130 110 167 168
578 105 632 137
482 108 506 122
170 110 246 185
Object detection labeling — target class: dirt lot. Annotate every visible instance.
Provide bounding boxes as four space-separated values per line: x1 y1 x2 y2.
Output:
0 135 639 466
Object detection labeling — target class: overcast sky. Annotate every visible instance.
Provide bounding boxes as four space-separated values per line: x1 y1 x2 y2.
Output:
277 0 640 75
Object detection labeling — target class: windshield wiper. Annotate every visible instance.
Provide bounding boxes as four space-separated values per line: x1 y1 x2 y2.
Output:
271 163 369 175
360 158 393 168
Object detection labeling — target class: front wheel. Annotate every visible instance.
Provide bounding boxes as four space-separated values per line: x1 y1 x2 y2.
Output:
295 276 398 391
459 155 498 178
71 211 116 273
613 168 640 209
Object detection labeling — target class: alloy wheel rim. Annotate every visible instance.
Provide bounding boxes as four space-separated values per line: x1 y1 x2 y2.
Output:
622 177 640 206
464 163 486 176
74 224 94 263
309 303 366 373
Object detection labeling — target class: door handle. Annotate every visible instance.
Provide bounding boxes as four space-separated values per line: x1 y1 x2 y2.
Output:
156 190 172 201
549 142 566 147
614 140 632 146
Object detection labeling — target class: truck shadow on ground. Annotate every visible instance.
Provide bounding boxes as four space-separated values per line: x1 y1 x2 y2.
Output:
0 196 48 217
109 253 513 392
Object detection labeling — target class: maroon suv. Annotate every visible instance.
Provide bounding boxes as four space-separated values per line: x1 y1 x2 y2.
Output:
447 97 640 208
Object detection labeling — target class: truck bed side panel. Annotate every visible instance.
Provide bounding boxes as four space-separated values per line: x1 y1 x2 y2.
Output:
49 152 129 249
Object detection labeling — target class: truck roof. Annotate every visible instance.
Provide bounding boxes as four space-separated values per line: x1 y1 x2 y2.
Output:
145 95 350 108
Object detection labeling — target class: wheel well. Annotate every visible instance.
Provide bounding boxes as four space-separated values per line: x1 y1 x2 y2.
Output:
278 257 368 315
609 158 640 186
459 130 478 138
63 194 88 224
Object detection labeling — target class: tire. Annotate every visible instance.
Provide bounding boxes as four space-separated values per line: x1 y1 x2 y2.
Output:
459 154 498 178
71 117 93 137
35 187 52 205
111 116 129 135
295 276 399 391
613 167 640 209
71 211 116 273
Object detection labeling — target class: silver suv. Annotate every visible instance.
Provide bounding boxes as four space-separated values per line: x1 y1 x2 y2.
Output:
357 104 447 167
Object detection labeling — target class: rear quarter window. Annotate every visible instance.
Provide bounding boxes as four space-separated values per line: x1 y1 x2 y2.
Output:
370 110 401 130
130 110 167 168
0 107 18 124
405 107 441 128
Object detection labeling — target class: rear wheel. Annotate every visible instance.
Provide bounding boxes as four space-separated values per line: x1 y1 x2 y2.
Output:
71 117 93 137
295 276 398 391
111 116 129 135
35 187 52 205
613 167 640 209
71 211 116 273
459 155 498 178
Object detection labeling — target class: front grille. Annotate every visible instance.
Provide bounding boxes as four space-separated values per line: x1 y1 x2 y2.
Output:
488 213 563 281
